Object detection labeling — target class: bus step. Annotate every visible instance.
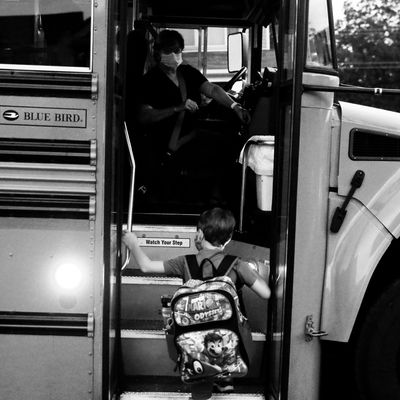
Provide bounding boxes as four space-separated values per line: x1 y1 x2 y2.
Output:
121 275 269 333
121 275 181 321
120 392 265 399
121 328 266 341
120 328 266 378
122 274 182 285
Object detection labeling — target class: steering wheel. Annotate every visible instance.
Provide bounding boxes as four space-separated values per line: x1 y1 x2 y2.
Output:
223 66 247 91
196 66 248 130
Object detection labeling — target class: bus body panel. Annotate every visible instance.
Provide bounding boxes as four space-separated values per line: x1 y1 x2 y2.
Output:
322 196 392 342
0 218 93 312
86 1 112 397
0 334 92 400
0 1 112 398
287 73 338 400
0 96 96 140
0 218 95 400
320 100 400 343
338 101 400 237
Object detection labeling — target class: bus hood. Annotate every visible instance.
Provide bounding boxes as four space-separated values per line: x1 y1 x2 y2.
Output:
338 101 400 237
339 101 400 136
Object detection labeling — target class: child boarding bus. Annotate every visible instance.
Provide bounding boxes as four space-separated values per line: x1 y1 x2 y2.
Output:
0 0 399 399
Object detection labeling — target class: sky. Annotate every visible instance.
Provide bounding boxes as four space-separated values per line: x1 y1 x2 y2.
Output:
332 0 345 18
331 0 358 19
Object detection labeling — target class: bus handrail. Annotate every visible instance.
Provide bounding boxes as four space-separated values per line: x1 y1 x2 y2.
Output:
121 122 136 271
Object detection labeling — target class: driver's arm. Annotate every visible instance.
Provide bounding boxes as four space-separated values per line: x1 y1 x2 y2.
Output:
138 100 201 125
200 81 251 124
137 103 178 125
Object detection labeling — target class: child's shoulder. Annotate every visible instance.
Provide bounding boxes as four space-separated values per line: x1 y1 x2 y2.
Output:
230 256 260 275
225 254 247 266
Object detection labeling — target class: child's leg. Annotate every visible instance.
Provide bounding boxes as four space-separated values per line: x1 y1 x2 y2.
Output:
190 380 214 399
213 376 234 393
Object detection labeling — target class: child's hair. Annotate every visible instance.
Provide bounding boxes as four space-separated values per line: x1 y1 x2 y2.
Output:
197 208 236 247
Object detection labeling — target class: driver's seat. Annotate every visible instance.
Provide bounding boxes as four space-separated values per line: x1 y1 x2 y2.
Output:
247 67 277 137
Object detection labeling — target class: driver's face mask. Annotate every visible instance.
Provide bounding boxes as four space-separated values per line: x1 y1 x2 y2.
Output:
160 51 183 70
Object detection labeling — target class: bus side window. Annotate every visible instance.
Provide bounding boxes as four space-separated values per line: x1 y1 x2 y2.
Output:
0 0 92 70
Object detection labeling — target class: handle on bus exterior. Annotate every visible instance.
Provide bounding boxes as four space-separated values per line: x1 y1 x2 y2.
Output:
121 122 136 271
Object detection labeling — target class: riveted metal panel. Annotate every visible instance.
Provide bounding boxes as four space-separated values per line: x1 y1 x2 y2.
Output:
0 218 93 313
0 334 93 400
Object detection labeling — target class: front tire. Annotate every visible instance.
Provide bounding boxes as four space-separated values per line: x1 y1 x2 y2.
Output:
355 280 400 400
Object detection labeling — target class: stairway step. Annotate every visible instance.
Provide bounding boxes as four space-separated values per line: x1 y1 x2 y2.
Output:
121 319 164 331
120 392 265 399
121 275 180 321
121 328 265 378
122 274 182 285
121 327 266 341
120 375 265 394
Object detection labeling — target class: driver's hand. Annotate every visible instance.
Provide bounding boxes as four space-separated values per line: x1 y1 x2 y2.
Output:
232 104 251 124
182 99 199 113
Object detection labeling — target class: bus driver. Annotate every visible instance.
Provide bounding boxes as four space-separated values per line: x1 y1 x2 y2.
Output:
135 29 251 205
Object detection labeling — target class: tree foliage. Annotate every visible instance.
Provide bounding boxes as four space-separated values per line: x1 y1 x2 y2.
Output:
335 0 400 111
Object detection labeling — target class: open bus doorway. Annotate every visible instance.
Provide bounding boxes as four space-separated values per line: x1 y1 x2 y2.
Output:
118 1 281 398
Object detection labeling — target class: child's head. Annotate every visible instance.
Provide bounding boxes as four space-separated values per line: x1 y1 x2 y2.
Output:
197 208 236 248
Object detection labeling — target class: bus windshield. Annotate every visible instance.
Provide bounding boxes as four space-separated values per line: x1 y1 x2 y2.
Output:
0 0 92 71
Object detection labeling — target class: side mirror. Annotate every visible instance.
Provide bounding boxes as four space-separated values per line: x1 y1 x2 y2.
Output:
227 32 248 72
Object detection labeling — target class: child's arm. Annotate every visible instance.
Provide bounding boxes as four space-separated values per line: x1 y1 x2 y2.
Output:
238 260 271 299
122 230 165 274
249 276 271 299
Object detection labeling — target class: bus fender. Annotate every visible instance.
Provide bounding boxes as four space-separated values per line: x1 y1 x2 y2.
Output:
321 194 392 342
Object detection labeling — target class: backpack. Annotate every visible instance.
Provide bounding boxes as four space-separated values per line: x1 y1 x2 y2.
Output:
164 254 252 383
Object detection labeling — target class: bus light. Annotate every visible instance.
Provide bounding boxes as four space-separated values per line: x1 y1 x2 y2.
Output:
54 263 82 290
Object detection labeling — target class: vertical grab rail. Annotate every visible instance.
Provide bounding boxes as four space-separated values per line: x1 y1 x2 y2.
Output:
121 122 136 271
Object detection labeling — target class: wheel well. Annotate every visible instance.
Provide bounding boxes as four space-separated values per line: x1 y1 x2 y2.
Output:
350 235 400 344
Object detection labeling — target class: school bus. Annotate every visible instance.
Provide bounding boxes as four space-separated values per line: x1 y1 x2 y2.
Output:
1 0 400 399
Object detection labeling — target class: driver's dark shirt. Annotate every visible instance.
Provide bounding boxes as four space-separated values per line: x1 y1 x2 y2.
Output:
139 63 207 153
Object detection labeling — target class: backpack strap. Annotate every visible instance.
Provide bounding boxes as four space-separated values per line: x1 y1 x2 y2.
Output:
217 255 248 317
215 254 238 277
185 254 202 280
199 258 217 280
185 254 239 281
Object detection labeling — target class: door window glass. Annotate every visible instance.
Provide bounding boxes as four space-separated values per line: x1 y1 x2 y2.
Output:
306 0 333 68
0 0 92 71
176 27 241 82
262 25 278 69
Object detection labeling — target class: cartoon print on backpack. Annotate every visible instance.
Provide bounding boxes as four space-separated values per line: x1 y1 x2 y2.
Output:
182 353 222 380
176 328 248 382
204 331 237 367
174 287 233 326
204 332 224 362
